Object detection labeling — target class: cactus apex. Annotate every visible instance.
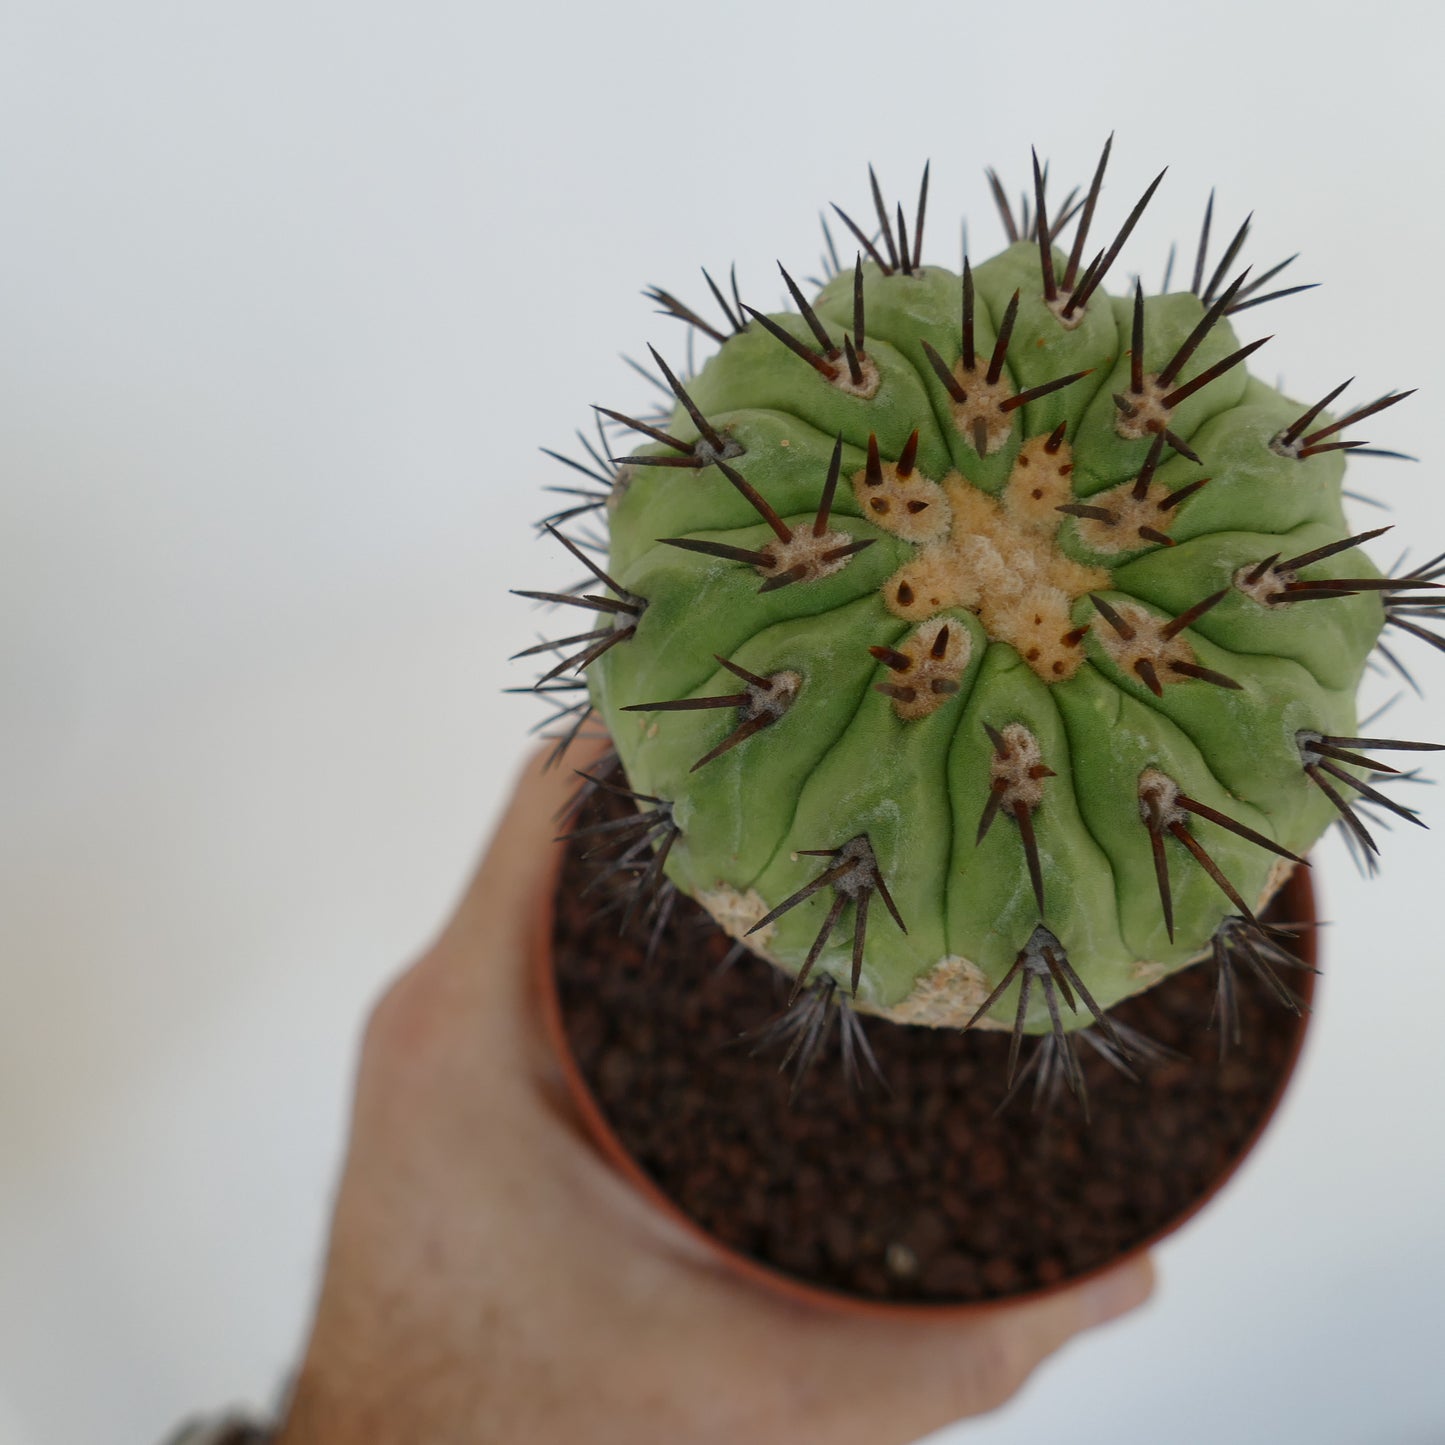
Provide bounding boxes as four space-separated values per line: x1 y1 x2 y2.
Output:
521 144 1439 1101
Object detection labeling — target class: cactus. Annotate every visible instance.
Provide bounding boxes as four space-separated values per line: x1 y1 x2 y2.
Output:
518 144 1440 1098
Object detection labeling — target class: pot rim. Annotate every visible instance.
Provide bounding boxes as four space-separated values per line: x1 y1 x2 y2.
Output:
531 845 1319 1320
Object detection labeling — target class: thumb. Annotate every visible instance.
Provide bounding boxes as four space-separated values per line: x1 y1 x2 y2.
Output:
449 749 580 957
354 742 607 1122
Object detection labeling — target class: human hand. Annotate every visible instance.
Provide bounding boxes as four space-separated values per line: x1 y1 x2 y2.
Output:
275 749 1154 1445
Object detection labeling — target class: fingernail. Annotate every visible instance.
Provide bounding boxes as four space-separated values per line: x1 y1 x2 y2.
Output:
1080 1257 1155 1327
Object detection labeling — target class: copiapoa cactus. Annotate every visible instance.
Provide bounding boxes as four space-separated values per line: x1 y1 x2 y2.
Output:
517 143 1439 1101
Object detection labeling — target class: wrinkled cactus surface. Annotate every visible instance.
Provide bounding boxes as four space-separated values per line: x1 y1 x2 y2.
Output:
521 149 1435 1071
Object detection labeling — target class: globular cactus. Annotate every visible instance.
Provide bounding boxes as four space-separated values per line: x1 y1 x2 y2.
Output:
519 144 1440 1095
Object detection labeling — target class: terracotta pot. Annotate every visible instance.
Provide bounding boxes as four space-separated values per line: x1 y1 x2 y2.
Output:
532 843 1319 1319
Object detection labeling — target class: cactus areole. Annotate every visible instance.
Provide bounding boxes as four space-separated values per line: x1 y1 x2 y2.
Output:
520 147 1437 1087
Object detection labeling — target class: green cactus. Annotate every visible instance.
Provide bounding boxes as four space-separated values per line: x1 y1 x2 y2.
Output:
520 146 1437 1089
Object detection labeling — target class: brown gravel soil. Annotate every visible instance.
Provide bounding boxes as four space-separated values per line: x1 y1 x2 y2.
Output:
549 794 1317 1307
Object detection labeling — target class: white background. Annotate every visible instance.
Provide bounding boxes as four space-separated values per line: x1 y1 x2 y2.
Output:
3 3 1444 1442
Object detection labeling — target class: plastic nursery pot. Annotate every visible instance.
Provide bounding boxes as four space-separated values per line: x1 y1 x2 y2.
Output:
532 819 1319 1320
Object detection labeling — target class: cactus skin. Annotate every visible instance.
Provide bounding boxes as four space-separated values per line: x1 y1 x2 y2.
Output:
527 154 1434 1057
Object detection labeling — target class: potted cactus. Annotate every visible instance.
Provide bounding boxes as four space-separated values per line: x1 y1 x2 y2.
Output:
516 144 1437 1309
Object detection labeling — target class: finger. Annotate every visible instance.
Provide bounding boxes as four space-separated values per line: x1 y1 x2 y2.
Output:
757 1253 1156 1437
942 1254 1157 1412
998 1252 1157 1356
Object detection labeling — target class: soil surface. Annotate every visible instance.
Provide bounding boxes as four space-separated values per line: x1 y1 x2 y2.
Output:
551 790 1315 1305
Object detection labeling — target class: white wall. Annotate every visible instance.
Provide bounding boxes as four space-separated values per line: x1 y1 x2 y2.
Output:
2 3 1443 1442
